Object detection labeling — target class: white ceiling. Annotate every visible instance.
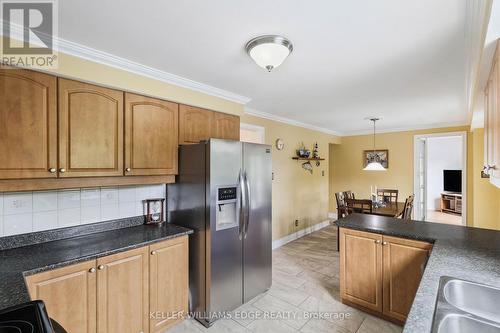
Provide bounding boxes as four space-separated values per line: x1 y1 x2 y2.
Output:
58 0 469 135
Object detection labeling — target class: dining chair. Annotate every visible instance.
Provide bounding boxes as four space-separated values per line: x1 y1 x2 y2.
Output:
344 190 355 200
335 191 349 218
377 189 398 203
401 195 415 220
346 198 373 214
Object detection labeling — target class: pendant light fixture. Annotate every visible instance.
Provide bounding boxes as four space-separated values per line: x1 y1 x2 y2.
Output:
363 118 386 171
245 35 293 72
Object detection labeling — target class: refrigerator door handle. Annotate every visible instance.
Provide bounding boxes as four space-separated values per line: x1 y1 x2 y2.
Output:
238 170 246 240
243 170 251 238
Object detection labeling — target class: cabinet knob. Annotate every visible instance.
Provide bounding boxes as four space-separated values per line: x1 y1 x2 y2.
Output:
89 267 96 273
151 250 157 255
382 241 388 245
48 168 56 173
125 167 131 172
98 265 105 270
375 240 381 244
59 168 66 173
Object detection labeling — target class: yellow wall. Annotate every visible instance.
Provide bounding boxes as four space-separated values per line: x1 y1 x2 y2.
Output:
241 114 340 240
471 128 500 229
329 126 473 223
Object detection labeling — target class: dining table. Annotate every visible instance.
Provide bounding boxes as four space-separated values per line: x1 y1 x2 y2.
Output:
370 201 405 217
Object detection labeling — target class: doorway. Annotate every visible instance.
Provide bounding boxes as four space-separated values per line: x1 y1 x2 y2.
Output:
413 132 466 225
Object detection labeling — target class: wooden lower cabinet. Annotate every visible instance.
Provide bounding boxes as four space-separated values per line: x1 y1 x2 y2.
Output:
96 247 149 333
149 236 189 333
25 237 189 333
25 260 97 333
339 228 431 323
339 228 383 312
382 235 432 322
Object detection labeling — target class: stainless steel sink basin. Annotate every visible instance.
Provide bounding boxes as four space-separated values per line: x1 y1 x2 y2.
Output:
432 277 500 333
438 314 500 333
444 279 500 323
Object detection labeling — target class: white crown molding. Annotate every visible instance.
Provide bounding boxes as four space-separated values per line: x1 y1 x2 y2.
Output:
464 0 492 123
244 107 342 136
1 22 251 105
340 120 469 136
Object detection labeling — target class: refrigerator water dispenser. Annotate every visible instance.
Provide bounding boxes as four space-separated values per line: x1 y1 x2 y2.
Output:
216 186 238 230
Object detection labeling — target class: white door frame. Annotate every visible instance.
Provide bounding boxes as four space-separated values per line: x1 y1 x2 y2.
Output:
413 131 467 225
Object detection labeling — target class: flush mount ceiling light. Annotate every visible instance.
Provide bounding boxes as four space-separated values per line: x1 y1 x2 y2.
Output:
245 35 293 72
363 118 386 171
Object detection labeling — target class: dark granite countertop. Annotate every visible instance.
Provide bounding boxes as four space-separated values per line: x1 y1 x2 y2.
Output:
0 223 192 310
336 213 500 333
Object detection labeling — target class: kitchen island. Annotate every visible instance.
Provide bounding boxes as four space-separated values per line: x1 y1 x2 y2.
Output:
336 213 500 333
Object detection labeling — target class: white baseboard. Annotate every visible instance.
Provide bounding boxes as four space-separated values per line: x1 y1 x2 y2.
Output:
327 211 338 219
272 220 333 250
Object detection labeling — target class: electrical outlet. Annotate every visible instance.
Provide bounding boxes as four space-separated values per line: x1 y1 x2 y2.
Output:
322 170 325 176
295 219 299 227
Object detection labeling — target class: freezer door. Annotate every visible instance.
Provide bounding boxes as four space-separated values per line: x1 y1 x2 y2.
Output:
208 139 243 319
243 142 272 302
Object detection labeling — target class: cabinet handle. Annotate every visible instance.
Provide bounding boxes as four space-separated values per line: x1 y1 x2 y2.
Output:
48 168 56 173
89 267 96 273
151 250 157 255
125 167 131 172
382 241 388 245
375 240 381 244
98 265 105 270
59 168 66 173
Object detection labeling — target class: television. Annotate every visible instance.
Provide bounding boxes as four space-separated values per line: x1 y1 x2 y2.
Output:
443 170 462 193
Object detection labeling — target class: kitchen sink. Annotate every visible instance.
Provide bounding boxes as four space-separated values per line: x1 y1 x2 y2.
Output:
432 277 500 333
438 314 500 333
444 279 500 323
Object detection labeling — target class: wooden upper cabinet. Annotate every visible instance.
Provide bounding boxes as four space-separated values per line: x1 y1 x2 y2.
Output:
125 93 179 175
211 112 240 141
382 235 431 322
340 228 383 313
149 236 189 333
0 67 57 179
178 105 213 144
58 79 124 177
25 260 97 333
96 247 149 333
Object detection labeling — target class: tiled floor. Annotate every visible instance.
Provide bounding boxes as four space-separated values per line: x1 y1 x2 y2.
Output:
167 224 403 333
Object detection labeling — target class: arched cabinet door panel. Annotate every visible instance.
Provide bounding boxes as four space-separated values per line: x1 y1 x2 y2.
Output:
58 79 124 177
0 67 57 179
178 105 213 144
125 93 179 175
212 112 240 141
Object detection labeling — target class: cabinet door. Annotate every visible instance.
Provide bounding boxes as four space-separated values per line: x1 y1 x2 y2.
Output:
58 79 124 177
212 112 240 141
96 247 149 333
382 235 431 322
149 236 188 333
339 228 383 312
179 105 213 144
25 260 97 333
0 67 57 179
493 58 500 180
125 93 179 175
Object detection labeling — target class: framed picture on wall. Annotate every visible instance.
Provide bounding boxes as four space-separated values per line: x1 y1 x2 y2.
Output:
363 149 389 168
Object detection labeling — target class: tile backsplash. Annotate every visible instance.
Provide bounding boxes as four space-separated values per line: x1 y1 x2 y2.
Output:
0 184 166 237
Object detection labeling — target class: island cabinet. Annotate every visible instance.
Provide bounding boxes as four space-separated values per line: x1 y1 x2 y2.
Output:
25 236 189 333
179 104 240 144
0 67 58 179
339 228 432 324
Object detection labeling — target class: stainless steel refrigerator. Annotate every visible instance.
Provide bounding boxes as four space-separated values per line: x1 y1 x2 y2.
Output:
167 139 272 327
